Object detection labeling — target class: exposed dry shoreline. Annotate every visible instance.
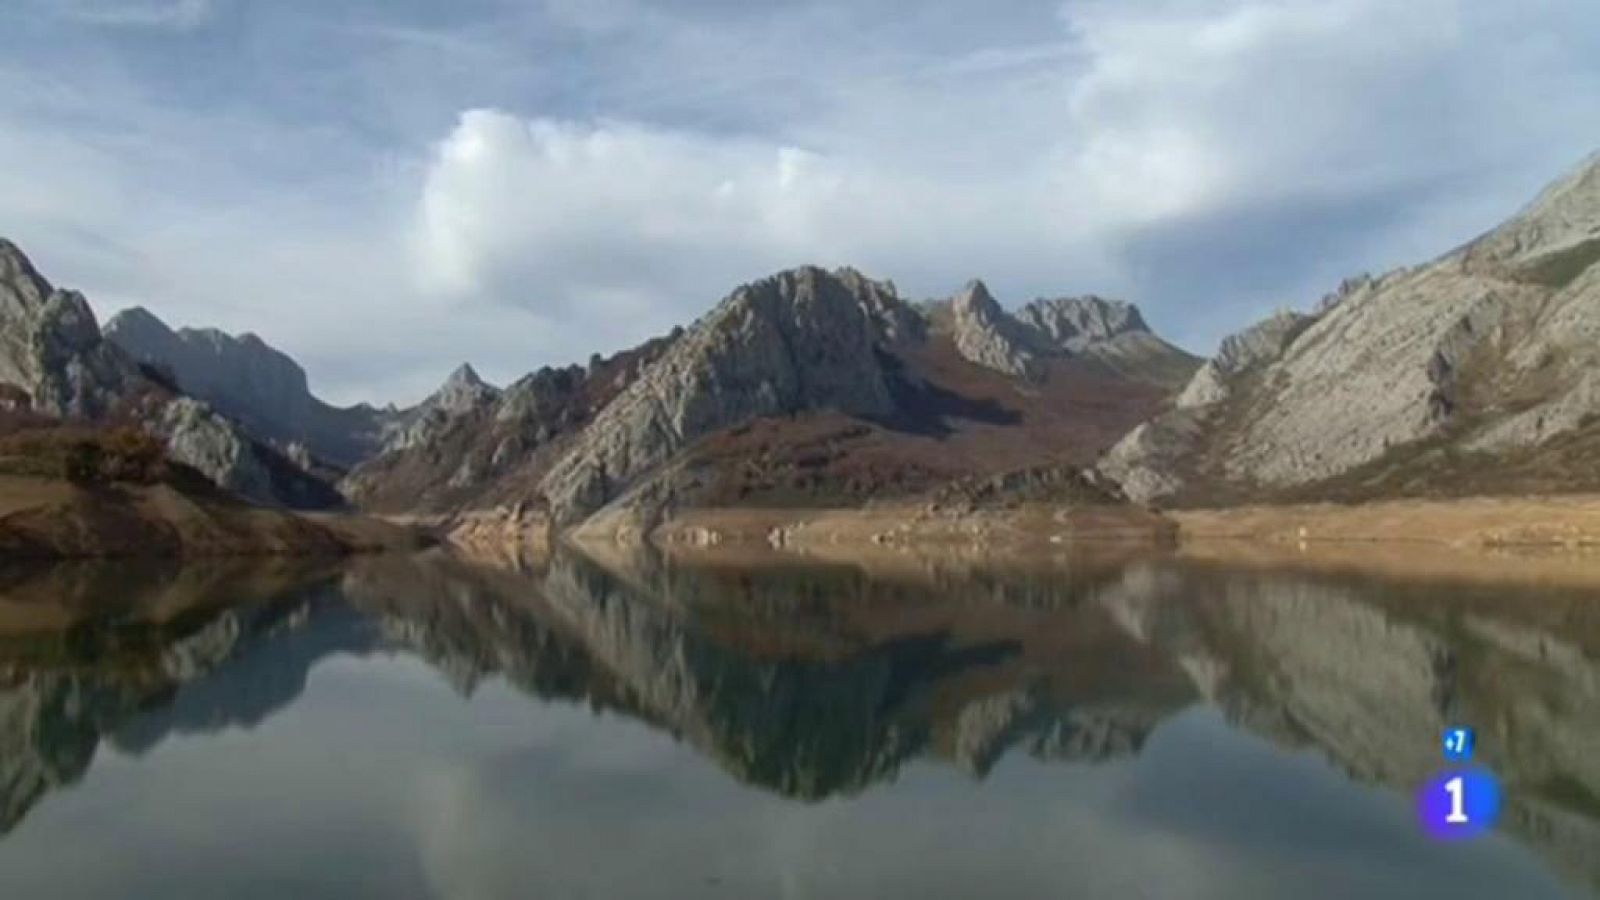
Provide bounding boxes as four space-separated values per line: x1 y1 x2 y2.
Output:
439 495 1600 570
1171 494 1600 549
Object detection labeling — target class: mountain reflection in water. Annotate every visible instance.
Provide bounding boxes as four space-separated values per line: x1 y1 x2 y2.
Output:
0 547 1595 899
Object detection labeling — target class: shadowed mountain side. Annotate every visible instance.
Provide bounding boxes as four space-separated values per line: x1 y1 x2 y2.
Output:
104 307 399 470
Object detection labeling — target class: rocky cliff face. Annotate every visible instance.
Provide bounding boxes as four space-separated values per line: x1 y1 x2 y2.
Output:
937 284 1200 389
105 307 398 468
947 280 1045 380
342 333 678 514
1104 150 1600 504
381 363 499 454
539 267 909 526
0 241 136 418
0 239 340 508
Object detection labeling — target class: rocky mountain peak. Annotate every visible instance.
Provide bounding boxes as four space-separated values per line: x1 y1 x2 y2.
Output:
1019 296 1150 351
0 238 52 311
379 362 502 455
446 362 486 389
539 265 908 526
105 306 398 468
432 363 498 411
948 279 1042 380
0 239 341 507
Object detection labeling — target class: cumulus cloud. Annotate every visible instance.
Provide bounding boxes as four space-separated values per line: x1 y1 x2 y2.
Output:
409 0 1600 355
412 109 1087 324
2 0 1599 403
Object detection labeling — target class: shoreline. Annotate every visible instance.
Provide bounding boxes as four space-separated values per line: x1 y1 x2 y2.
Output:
0 474 426 560
1170 494 1600 549
442 494 1600 553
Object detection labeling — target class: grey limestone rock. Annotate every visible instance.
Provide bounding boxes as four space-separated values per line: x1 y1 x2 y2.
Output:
1102 150 1600 502
948 280 1044 380
944 283 1200 388
539 266 905 526
105 306 399 468
0 238 340 507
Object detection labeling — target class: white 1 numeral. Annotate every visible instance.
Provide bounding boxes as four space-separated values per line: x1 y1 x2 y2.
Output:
1445 776 1469 824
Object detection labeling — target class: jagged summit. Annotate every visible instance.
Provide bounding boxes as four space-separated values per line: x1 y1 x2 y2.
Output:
1019 296 1150 350
948 279 1043 380
447 362 485 386
935 280 1198 388
0 238 53 309
105 304 397 468
539 265 909 526
423 362 499 415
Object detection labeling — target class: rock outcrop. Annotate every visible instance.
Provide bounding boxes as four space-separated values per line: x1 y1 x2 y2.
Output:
948 280 1044 380
0 239 340 508
105 307 399 468
1103 150 1600 504
0 241 135 418
382 363 499 454
539 267 906 526
342 334 678 514
938 285 1201 389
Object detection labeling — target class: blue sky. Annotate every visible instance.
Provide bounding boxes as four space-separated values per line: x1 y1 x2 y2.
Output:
3 0 1599 405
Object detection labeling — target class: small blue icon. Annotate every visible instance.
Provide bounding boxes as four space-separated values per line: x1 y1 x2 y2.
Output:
1443 727 1475 762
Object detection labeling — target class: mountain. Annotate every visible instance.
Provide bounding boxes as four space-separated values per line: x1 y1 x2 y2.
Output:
1103 151 1600 505
347 266 1197 529
343 332 678 513
104 306 398 468
0 238 341 508
927 283 1201 389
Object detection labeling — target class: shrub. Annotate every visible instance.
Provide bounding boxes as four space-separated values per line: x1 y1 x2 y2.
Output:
0 425 172 485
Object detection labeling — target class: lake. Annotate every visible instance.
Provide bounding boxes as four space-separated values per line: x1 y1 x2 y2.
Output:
0 546 1595 899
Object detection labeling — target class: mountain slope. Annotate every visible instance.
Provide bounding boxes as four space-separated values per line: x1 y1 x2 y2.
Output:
348 266 1192 530
104 307 398 468
1102 150 1600 505
0 239 341 509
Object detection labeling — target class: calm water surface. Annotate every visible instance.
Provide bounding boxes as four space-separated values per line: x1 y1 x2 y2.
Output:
0 548 1596 899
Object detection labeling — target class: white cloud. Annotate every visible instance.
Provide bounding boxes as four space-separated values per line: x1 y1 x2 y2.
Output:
412 108 1097 325
3 0 1600 404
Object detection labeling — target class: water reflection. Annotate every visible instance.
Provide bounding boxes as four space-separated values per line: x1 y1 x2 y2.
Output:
0 547 1595 897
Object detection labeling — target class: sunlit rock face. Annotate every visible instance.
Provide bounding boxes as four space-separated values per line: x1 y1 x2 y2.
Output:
0 239 341 508
1104 151 1600 504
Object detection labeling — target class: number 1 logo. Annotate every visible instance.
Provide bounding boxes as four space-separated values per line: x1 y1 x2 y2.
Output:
1444 776 1468 824
1419 770 1501 840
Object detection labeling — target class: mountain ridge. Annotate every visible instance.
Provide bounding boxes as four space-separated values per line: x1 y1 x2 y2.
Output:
0 239 341 509
1101 149 1600 505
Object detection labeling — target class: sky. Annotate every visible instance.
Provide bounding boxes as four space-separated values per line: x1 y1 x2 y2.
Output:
2 0 1599 406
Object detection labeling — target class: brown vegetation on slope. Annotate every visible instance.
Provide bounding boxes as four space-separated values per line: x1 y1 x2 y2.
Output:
0 414 419 558
633 336 1171 512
